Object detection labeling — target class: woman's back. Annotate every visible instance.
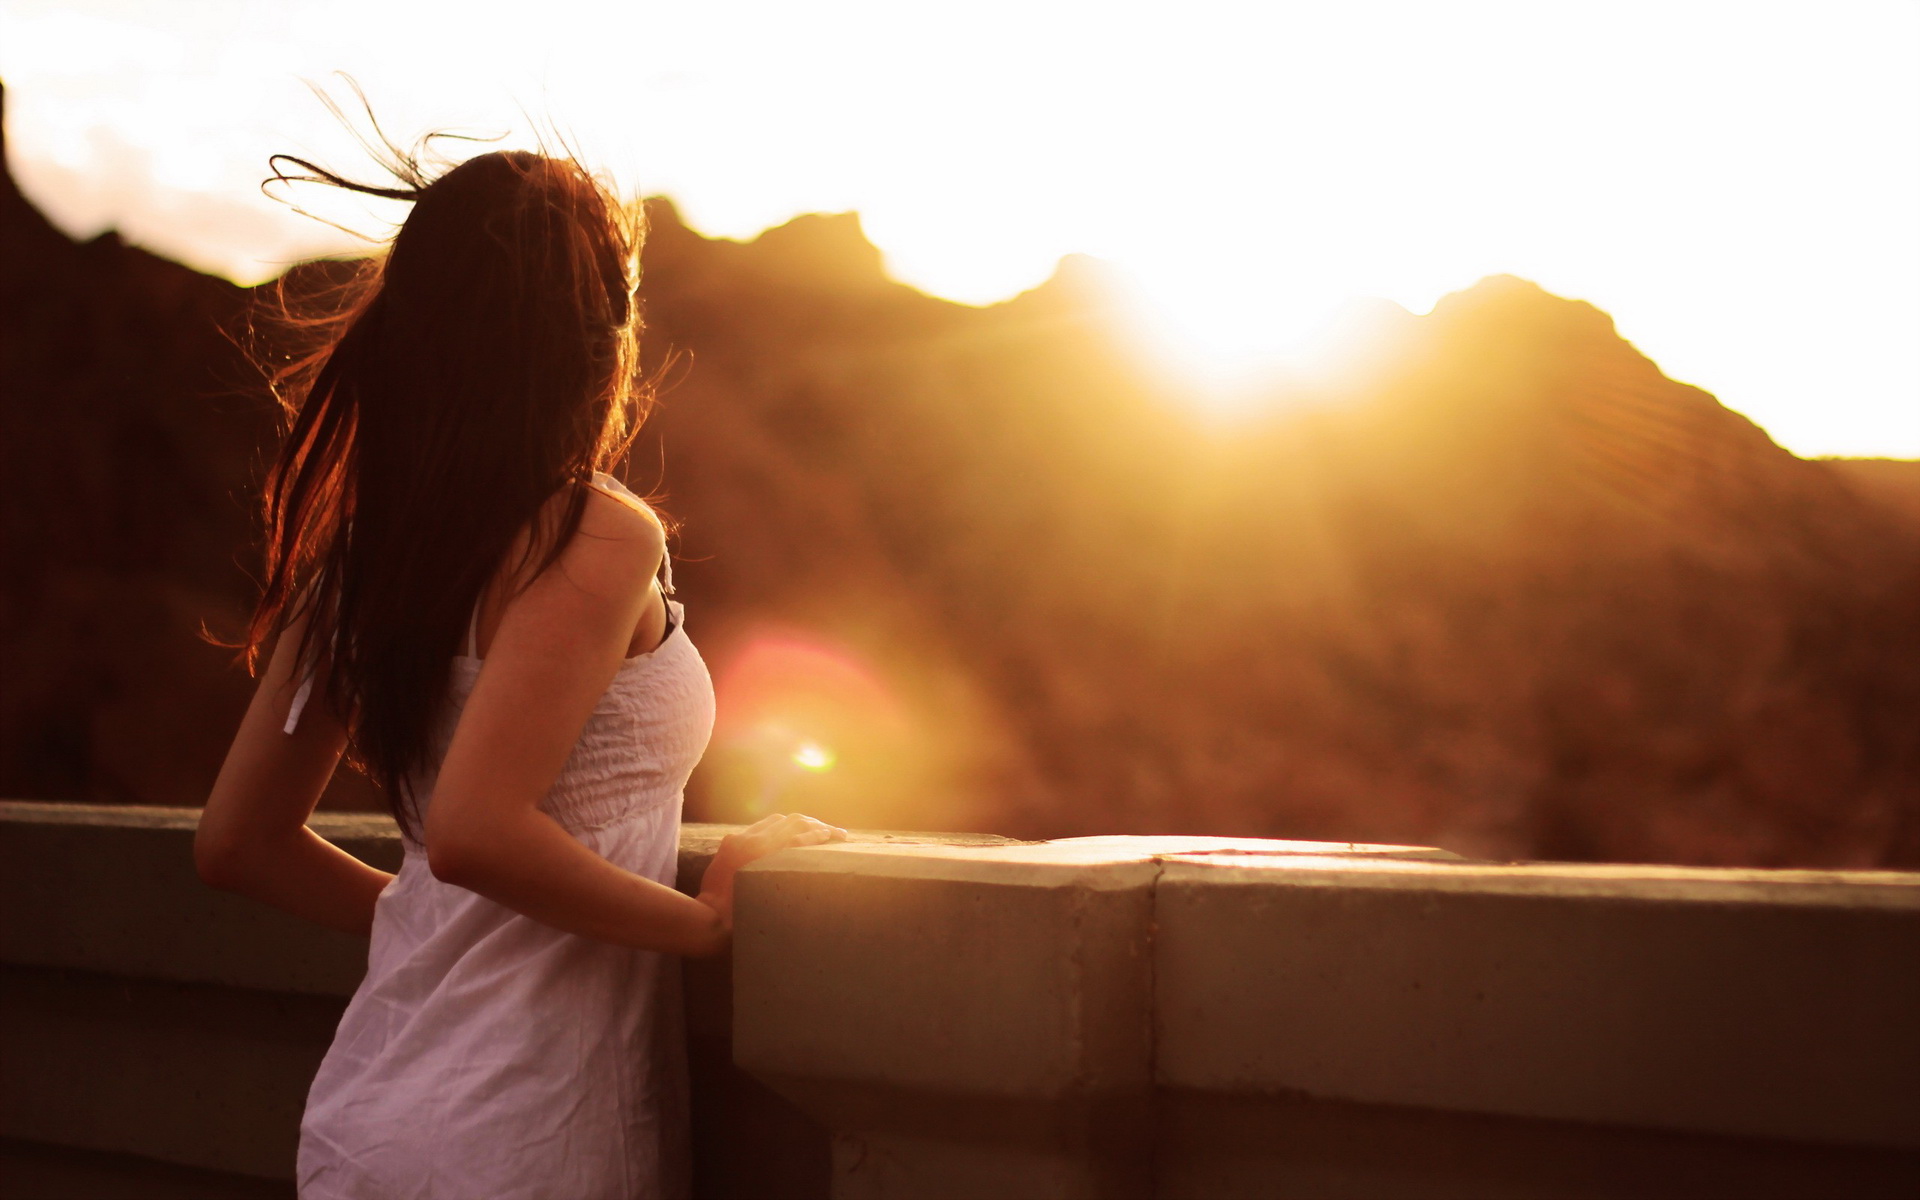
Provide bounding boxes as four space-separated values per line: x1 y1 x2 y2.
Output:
197 141 842 1200
296 473 716 1200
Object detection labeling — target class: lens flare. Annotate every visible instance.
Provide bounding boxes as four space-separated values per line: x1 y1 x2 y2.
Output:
792 742 836 771
701 628 941 828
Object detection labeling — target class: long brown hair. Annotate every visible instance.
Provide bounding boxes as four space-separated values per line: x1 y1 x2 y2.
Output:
247 137 651 836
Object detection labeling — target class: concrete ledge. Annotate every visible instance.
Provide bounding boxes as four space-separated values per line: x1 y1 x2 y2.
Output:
729 835 1920 1198
730 837 1463 1199
0 801 998 998
8 802 1918 1198
736 842 1160 1097
0 965 341 1179
1154 855 1920 1150
0 801 846 1196
0 803 1005 1195
0 802 398 996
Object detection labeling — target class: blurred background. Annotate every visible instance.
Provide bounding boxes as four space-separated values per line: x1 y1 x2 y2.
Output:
1 1 1917 866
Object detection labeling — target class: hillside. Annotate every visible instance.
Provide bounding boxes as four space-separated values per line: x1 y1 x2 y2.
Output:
1827 457 1920 526
5 84 1918 866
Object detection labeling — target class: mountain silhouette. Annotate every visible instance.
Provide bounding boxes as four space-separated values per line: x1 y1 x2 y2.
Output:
5 80 1918 866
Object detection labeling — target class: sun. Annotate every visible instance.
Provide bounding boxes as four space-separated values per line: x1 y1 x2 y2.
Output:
1091 260 1422 418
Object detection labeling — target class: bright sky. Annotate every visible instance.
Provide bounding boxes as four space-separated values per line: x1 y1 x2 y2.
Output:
2 0 1916 457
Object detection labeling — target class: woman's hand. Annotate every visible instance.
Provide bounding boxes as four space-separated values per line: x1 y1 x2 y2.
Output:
695 813 848 939
717 812 850 869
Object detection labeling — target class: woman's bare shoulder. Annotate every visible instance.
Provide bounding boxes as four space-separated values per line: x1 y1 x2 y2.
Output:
501 480 663 605
583 474 665 536
565 482 666 586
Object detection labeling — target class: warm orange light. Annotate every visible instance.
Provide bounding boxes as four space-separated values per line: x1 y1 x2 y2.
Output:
702 630 919 827
3 2 1913 455
792 742 836 771
1089 256 1421 420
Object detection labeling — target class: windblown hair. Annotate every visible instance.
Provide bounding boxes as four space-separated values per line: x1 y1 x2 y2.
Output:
246 136 652 836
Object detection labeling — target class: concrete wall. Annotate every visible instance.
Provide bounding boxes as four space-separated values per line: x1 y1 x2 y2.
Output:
5 804 1918 1199
735 838 1920 1199
0 801 857 1199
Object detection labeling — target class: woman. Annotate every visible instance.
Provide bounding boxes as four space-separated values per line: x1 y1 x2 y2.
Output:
193 144 844 1199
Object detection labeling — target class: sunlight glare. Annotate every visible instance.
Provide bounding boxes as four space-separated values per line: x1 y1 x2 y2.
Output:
0 0 1914 454
793 742 836 772
1108 259 1425 417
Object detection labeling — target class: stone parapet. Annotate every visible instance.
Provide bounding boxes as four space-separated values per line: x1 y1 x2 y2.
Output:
0 801 398 997
5 801 1918 1198
0 801 844 1197
732 837 1920 1198
1154 854 1920 1148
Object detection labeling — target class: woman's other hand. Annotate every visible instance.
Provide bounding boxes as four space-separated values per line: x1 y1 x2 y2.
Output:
718 812 849 868
695 813 848 944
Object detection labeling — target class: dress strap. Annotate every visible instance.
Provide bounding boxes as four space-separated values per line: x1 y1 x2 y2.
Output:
284 670 315 735
284 582 329 735
467 593 481 658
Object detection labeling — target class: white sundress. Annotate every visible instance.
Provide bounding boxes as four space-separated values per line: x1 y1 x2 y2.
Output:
293 473 717 1200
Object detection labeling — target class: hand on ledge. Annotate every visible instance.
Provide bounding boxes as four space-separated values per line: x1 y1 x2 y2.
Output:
694 813 849 953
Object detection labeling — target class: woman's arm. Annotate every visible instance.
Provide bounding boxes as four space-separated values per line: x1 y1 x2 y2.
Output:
423 489 843 958
195 609 394 936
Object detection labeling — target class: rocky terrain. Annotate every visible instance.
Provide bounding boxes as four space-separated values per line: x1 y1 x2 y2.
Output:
5 83 1917 866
